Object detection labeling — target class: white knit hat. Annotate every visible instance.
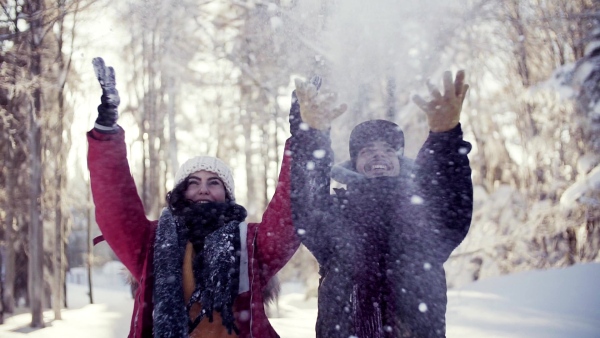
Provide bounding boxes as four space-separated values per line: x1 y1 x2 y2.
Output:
174 156 235 201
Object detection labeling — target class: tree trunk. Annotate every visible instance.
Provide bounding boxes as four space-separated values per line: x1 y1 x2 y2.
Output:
28 74 44 328
52 0 77 318
25 0 46 326
243 104 258 220
385 75 396 121
167 76 179 183
54 65 65 320
53 171 63 320
3 150 16 314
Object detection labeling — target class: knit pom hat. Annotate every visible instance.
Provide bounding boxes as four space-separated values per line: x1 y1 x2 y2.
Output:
174 156 235 201
349 119 405 169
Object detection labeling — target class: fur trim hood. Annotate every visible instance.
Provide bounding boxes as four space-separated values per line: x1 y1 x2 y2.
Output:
331 157 417 185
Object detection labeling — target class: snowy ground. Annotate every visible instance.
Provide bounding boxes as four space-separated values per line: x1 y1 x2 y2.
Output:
0 263 598 337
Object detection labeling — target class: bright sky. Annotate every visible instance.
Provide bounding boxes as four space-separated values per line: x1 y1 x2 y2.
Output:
66 1 295 208
67 2 133 182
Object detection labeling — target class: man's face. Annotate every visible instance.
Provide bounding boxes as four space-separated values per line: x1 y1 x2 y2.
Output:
355 141 401 178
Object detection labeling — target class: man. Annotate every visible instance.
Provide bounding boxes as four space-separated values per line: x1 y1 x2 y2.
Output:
289 71 473 337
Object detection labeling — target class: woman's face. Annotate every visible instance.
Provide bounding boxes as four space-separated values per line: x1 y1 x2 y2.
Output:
184 170 227 203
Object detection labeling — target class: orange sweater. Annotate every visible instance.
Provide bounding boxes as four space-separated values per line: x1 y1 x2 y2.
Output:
183 242 238 338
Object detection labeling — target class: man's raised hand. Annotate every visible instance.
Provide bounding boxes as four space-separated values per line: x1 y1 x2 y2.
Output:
294 77 347 131
412 70 469 133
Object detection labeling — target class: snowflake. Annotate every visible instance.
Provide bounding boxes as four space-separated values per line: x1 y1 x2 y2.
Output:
313 149 326 159
411 195 424 205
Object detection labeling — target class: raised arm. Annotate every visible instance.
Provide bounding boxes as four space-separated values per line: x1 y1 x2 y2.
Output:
289 78 347 265
415 125 472 244
253 77 347 278
412 70 473 258
87 58 153 280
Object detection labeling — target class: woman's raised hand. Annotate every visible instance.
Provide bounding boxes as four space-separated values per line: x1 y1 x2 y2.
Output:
92 57 120 132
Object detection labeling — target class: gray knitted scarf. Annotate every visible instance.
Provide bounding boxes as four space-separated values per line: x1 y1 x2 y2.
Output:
152 204 246 337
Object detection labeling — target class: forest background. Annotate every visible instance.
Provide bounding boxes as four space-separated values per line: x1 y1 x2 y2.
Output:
0 0 598 327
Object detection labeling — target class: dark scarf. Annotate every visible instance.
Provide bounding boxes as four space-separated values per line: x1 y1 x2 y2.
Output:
343 177 407 337
183 202 247 334
152 202 247 337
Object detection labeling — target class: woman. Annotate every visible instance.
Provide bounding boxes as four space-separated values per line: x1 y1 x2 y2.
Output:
87 58 300 338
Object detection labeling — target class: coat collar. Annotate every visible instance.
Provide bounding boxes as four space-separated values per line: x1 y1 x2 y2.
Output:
331 157 417 185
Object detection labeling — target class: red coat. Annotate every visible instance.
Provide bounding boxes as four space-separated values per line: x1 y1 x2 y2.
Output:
87 128 300 338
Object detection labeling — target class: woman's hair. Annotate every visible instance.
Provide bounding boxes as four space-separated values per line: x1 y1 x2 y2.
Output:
166 177 194 214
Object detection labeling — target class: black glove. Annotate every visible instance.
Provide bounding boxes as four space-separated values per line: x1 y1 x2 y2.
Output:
92 57 120 133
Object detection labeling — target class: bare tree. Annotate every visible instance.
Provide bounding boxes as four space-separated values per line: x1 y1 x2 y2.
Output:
437 0 599 284
1 0 94 322
21 0 47 327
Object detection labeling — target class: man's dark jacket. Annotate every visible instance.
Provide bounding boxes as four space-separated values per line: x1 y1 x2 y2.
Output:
289 97 473 338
